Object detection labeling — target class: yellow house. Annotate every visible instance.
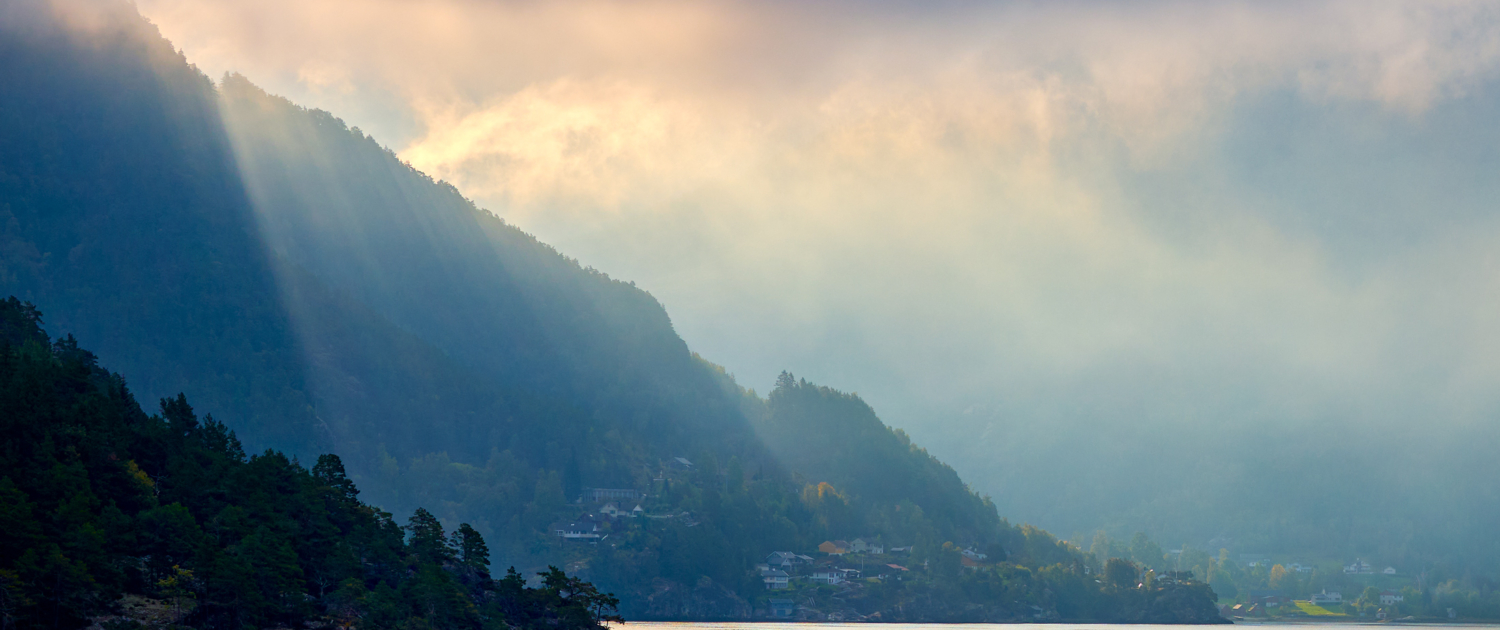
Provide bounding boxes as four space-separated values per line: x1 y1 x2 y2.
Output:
819 540 850 555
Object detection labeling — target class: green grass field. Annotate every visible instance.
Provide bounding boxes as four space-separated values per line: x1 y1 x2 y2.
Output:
1293 601 1346 616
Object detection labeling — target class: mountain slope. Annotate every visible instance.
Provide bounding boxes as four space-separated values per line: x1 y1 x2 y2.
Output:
0 0 767 535
214 74 762 476
0 0 1224 622
0 0 321 454
755 373 1007 553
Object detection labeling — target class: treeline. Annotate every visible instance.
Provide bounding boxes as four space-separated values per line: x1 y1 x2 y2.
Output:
1082 530 1500 620
812 530 1223 623
0 298 618 630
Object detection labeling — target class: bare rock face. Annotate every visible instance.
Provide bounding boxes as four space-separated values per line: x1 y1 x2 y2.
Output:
639 578 752 619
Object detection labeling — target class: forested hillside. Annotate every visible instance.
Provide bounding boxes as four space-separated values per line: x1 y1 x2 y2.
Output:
0 0 1223 622
0 297 1222 625
0 298 620 629
0 0 320 454
753 373 1007 556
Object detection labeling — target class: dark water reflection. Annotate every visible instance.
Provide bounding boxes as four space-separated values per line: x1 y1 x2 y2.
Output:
621 624 1500 630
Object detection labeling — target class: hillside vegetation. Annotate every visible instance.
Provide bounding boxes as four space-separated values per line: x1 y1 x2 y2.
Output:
0 298 620 629
0 0 1225 623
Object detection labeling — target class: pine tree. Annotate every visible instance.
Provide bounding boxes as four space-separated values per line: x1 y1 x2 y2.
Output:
405 508 454 567
312 454 359 505
453 523 491 585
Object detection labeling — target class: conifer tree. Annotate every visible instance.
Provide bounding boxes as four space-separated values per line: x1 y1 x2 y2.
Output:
406 508 454 567
453 523 491 584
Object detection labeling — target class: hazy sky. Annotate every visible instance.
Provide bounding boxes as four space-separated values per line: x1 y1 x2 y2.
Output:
134 0 1500 521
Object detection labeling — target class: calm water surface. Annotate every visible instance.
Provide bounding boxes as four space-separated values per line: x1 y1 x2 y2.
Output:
622 624 1500 630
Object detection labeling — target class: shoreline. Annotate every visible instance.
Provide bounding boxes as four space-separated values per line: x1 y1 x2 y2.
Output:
1229 620 1500 627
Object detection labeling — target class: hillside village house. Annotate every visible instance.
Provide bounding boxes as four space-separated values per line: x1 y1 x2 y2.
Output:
761 569 790 590
768 599 795 618
555 519 602 541
1345 559 1374 574
819 540 850 555
1380 590 1405 605
599 503 645 518
1311 591 1343 605
767 551 812 569
810 570 845 585
1383 566 1397 575
582 487 641 503
849 538 884 554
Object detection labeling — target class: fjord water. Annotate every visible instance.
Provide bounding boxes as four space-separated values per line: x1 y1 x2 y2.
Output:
623 625 1500 630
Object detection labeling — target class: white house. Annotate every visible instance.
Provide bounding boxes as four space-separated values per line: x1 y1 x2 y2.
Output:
1288 563 1313 574
600 503 621 517
1383 566 1397 575
555 520 602 540
1344 559 1373 575
961 548 988 561
1310 591 1343 605
761 569 790 590
850 538 884 554
1380 590 1404 605
809 570 844 585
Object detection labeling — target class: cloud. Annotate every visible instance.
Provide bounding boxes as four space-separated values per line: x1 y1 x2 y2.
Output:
134 0 1500 524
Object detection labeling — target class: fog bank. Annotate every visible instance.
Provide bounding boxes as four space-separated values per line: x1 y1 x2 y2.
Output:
137 0 1500 554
